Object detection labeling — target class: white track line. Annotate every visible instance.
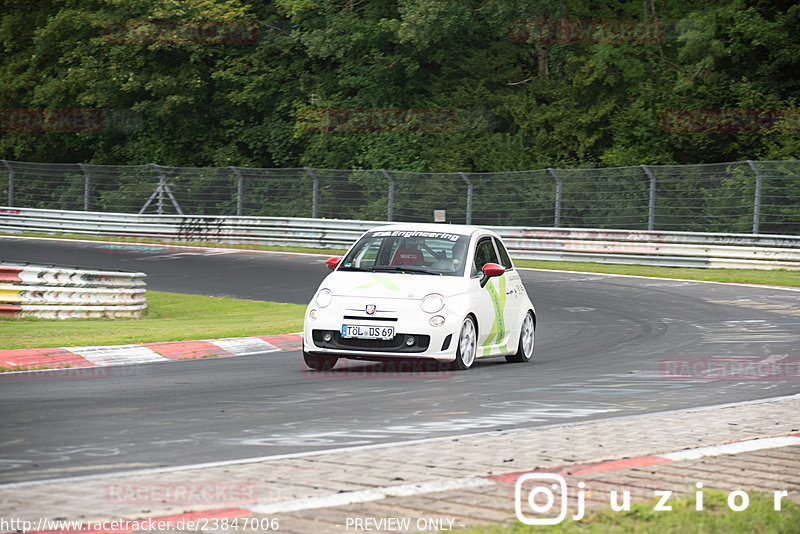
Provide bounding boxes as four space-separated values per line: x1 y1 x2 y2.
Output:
245 478 495 514
518 267 800 292
658 436 800 461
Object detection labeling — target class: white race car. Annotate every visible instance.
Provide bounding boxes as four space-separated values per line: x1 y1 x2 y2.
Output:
302 224 536 371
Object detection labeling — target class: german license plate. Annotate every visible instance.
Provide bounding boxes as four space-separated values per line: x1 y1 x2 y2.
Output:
341 325 395 340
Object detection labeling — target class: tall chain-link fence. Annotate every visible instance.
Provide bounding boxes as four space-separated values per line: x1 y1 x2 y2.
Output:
2 159 799 234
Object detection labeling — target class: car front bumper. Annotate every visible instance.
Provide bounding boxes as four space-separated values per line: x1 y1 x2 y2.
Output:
303 297 464 363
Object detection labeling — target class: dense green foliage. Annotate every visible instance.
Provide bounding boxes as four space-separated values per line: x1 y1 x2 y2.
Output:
1 0 798 171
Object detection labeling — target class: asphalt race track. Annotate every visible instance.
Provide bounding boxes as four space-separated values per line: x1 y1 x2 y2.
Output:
1 236 799 484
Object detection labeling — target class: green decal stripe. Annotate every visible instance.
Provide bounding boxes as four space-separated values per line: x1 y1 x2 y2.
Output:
356 275 401 291
482 276 507 348
483 282 498 346
497 275 506 340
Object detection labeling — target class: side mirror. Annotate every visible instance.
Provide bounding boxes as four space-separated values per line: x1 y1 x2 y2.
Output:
325 257 342 270
480 262 505 287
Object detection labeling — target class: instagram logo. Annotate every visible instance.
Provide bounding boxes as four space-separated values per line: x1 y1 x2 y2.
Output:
515 473 584 525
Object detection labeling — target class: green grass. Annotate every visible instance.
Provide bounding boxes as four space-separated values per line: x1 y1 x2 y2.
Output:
467 491 800 534
514 259 800 287
0 291 306 350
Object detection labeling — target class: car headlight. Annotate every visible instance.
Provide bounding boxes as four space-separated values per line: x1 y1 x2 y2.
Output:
315 289 332 308
420 293 445 314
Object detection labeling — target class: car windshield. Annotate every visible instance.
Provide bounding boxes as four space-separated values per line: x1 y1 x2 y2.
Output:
339 229 471 276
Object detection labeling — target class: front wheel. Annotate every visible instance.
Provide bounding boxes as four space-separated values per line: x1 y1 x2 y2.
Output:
452 316 477 370
303 352 338 371
506 311 534 363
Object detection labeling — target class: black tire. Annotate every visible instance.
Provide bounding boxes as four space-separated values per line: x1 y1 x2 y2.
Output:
452 316 477 370
506 311 535 363
303 352 338 371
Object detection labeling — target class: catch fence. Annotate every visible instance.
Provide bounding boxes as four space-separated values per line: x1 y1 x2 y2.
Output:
2 159 798 234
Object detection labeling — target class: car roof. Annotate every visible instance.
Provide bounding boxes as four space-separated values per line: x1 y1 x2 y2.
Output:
367 223 490 238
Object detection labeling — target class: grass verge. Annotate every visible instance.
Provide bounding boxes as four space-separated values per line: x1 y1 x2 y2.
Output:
0 291 306 350
514 259 800 287
467 490 800 533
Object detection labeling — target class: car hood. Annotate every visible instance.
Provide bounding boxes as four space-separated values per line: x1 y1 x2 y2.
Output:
322 271 467 299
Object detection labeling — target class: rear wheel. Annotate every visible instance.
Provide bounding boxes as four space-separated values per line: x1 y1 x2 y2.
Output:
452 316 477 370
303 352 338 371
506 311 534 363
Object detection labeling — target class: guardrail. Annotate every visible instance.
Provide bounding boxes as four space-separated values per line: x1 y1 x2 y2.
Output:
1 207 799 270
0 260 147 319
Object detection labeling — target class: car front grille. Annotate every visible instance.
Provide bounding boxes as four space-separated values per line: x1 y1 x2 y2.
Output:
342 315 398 322
311 330 430 353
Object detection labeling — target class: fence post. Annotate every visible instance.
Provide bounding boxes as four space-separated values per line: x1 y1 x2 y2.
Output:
641 164 656 231
305 167 319 218
77 163 90 211
380 169 394 222
230 166 244 216
547 168 561 228
1 160 12 207
458 172 473 225
746 160 762 235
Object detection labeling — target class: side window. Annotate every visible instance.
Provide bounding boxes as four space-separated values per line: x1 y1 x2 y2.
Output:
494 238 513 270
473 237 499 274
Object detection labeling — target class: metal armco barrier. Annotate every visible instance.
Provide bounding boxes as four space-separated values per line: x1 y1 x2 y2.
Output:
0 260 147 319
1 207 799 270
498 228 800 269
